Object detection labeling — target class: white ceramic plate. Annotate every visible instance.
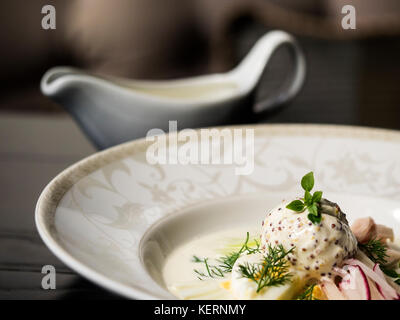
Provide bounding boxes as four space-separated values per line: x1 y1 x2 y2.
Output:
35 124 400 299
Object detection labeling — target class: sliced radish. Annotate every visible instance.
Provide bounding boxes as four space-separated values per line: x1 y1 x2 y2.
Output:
320 277 347 300
367 276 385 300
333 266 348 278
373 264 387 298
355 251 400 297
344 259 399 300
339 265 370 300
372 264 400 300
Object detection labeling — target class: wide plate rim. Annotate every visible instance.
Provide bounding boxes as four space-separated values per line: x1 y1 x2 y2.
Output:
34 123 400 299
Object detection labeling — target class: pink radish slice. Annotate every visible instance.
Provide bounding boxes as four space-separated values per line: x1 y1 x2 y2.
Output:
345 259 399 300
339 265 371 300
333 266 348 278
373 264 387 298
320 277 347 300
372 264 400 300
367 277 385 300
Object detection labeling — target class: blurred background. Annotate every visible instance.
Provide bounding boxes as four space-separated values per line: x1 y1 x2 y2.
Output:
1 0 400 299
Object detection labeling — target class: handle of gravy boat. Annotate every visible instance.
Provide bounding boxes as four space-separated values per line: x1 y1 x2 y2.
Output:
229 30 306 113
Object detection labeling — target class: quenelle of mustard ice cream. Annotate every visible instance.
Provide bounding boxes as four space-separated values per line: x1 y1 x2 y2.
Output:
260 198 357 279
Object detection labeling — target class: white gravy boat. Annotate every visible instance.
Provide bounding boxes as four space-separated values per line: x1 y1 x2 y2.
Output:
41 31 305 149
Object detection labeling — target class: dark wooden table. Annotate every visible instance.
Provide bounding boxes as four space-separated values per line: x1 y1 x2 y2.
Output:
1 26 399 299
0 114 122 299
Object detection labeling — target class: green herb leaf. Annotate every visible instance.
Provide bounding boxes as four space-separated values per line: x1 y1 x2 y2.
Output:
359 238 388 265
218 252 241 273
307 203 318 216
286 200 305 212
192 255 204 263
312 191 323 203
286 172 324 224
304 191 312 206
301 172 314 192
297 283 318 300
238 244 294 292
358 240 400 284
381 267 399 279
380 265 400 284
217 232 261 273
193 232 261 279
307 213 321 224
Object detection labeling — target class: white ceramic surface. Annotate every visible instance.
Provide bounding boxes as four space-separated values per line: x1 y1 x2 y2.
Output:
35 124 400 299
40 31 305 149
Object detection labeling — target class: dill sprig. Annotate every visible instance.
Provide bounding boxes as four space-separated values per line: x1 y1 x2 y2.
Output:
238 244 294 292
359 238 388 265
296 284 318 300
217 252 241 273
380 266 400 285
358 239 400 284
217 232 261 273
192 256 224 280
192 232 261 279
192 255 204 263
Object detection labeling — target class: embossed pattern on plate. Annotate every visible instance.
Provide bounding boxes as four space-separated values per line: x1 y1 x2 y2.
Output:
35 124 400 299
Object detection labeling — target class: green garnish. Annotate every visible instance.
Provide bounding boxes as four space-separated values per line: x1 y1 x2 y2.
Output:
359 238 400 284
238 244 294 293
192 255 204 263
218 232 261 273
359 238 388 265
217 252 241 274
380 266 400 285
296 283 318 300
286 172 323 224
192 256 224 279
192 232 261 279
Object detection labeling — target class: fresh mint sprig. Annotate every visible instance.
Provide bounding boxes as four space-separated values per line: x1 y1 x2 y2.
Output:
286 172 323 224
